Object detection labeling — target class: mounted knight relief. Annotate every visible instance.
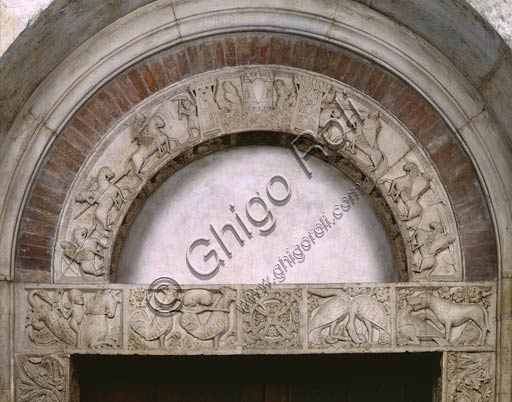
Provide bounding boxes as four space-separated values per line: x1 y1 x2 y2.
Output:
52 66 461 284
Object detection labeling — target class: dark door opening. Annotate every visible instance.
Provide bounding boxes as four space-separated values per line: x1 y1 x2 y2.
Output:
74 353 441 402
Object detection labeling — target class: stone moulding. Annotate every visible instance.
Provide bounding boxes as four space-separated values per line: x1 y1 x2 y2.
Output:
52 66 462 285
14 281 496 356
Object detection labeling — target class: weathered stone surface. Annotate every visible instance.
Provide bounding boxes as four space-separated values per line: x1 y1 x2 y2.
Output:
13 34 496 283
14 282 496 356
47 66 461 284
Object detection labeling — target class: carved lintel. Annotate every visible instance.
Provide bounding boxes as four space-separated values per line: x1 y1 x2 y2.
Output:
18 283 496 354
444 352 495 402
15 355 69 402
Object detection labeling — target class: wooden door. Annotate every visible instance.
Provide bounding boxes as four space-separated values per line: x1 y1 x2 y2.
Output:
75 353 440 402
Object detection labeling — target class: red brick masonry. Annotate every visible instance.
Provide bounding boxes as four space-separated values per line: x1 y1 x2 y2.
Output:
15 33 497 282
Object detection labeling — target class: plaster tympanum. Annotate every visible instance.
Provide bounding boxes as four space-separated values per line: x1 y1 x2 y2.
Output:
118 146 397 285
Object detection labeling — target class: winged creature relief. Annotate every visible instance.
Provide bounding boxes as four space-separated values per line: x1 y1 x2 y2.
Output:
26 288 121 349
308 288 391 348
128 287 237 350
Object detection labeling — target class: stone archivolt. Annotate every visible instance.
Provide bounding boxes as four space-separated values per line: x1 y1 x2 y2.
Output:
53 67 461 284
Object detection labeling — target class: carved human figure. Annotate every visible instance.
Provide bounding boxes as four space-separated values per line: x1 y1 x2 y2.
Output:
408 291 490 345
216 81 242 113
318 90 386 171
74 167 126 232
176 96 200 140
411 221 456 273
274 79 295 109
60 227 105 277
383 161 431 222
58 289 86 346
126 114 180 177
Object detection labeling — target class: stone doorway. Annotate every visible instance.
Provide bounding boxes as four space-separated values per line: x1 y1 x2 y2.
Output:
74 353 441 402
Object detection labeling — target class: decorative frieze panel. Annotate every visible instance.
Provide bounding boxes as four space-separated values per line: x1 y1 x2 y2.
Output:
443 352 495 402
15 355 69 402
128 287 238 352
242 289 302 350
308 286 391 349
24 287 122 351
15 282 495 356
53 67 462 284
398 286 494 348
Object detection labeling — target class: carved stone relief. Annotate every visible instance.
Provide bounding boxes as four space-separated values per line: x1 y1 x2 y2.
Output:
308 287 391 348
242 289 302 349
53 67 461 285
397 286 494 347
444 352 495 402
15 355 68 402
16 283 495 356
128 287 238 351
25 288 122 350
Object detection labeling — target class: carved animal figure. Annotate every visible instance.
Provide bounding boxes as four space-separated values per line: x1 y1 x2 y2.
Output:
346 110 387 172
60 227 105 277
126 114 179 177
382 162 431 221
81 290 121 349
308 291 351 344
179 288 236 348
397 304 445 346
408 292 490 345
74 167 125 232
26 290 77 346
130 309 174 348
411 222 455 273
347 295 390 344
